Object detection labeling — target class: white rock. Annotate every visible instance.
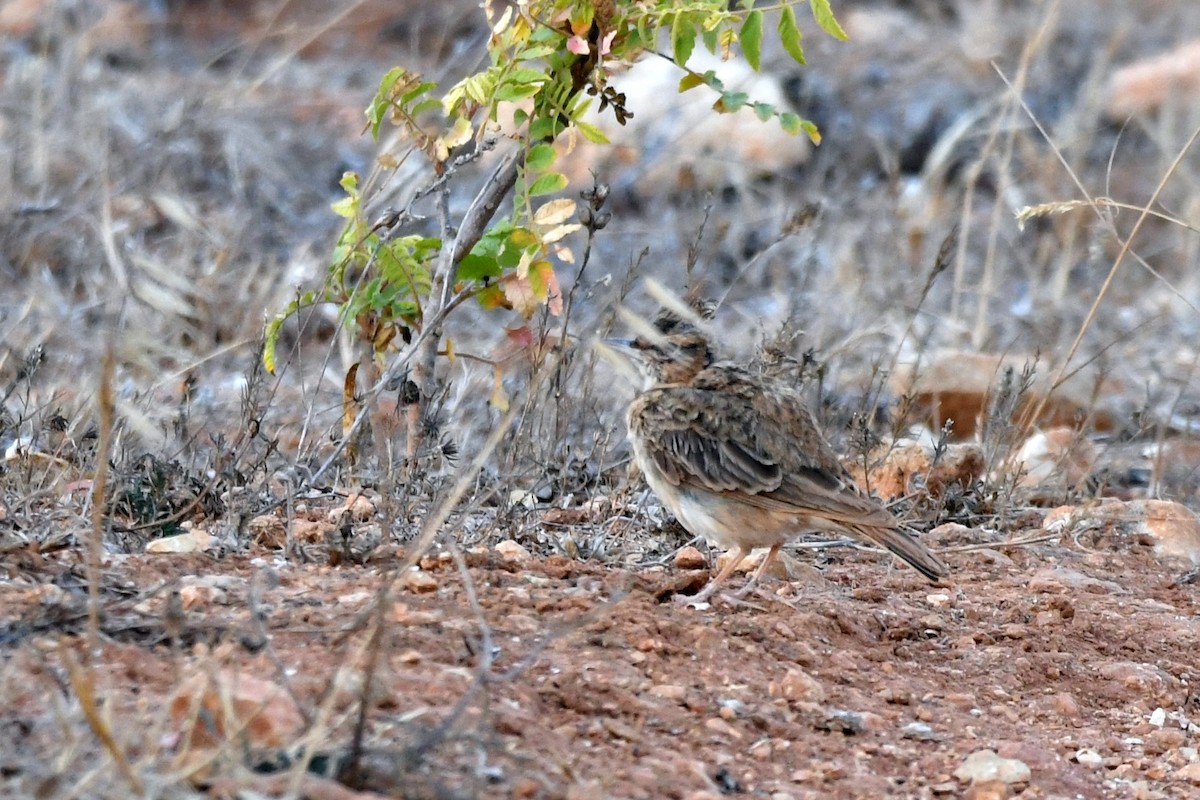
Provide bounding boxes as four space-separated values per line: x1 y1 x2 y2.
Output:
146 528 216 553
1074 748 1104 767
901 721 939 741
953 749 1031 784
495 539 533 563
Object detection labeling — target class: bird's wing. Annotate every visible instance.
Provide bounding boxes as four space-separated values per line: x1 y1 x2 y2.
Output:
636 375 895 528
635 384 784 495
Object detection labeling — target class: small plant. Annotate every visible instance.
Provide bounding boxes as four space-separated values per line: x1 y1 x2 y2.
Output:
264 0 848 471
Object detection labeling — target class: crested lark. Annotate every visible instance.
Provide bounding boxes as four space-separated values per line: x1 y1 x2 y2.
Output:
613 305 948 604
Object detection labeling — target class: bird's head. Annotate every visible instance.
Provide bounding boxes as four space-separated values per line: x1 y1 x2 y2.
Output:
608 304 715 389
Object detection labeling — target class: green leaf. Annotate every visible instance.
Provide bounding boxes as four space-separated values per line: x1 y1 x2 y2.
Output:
367 68 407 139
463 74 493 104
400 80 436 104
778 111 802 136
331 195 357 218
740 10 763 70
714 91 749 113
507 67 546 85
377 67 405 97
411 97 441 117
494 81 541 102
458 253 503 282
528 172 568 197
809 0 849 41
529 116 565 141
752 101 774 121
671 11 696 66
575 120 610 144
526 142 557 172
516 44 557 61
458 224 513 281
778 5 806 65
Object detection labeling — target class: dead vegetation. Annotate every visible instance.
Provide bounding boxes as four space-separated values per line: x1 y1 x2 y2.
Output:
4 0 1200 798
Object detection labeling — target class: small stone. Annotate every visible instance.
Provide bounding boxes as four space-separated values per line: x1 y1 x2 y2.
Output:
327 493 376 523
819 709 884 735
1048 692 1081 719
1074 749 1104 767
790 768 816 783
495 539 533 563
902 721 940 741
719 697 749 718
601 718 644 743
402 569 438 594
291 518 335 543
953 750 1031 785
1000 623 1027 639
946 693 976 709
146 528 215 553
1014 427 1096 489
170 670 303 749
511 777 540 799
508 489 537 509
779 668 825 704
1135 500 1200 566
648 684 687 702
926 592 951 607
1147 764 1169 781
390 602 443 625
674 545 708 570
396 649 422 665
964 780 1010 800
704 717 741 739
1146 727 1186 754
178 583 224 610
336 590 372 605
1150 707 1167 727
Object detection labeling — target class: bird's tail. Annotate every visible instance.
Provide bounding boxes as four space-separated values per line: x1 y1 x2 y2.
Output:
850 524 948 582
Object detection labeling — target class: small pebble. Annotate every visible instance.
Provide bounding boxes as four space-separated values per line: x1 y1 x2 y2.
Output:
902 721 939 741
674 545 708 570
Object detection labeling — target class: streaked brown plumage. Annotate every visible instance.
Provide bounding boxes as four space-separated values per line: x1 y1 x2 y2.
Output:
613 306 947 604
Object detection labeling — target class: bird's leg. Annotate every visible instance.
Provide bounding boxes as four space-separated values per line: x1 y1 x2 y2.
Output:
681 544 752 605
733 543 781 598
